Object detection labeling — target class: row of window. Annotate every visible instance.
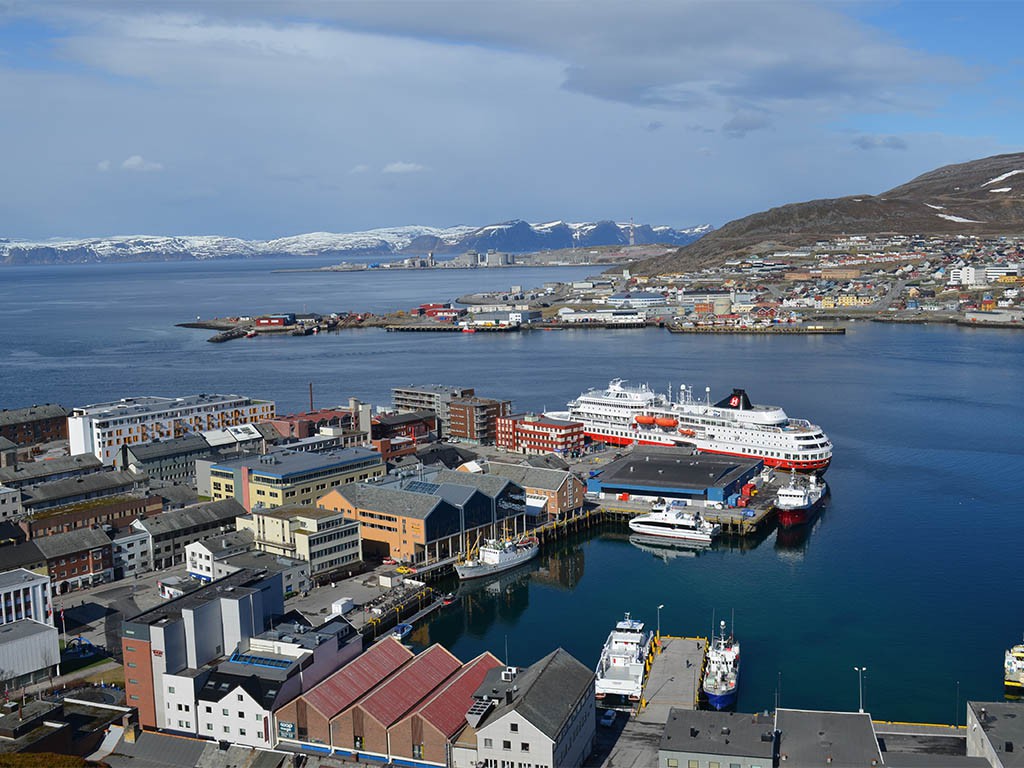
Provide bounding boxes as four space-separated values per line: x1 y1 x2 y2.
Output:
664 761 753 768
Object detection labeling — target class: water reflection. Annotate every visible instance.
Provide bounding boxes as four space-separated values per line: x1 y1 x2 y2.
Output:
628 533 708 562
774 502 830 557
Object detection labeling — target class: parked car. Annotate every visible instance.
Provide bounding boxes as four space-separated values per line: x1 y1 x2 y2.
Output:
382 557 397 565
599 709 617 728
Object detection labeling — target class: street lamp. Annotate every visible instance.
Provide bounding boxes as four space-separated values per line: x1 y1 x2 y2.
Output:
657 604 665 642
854 666 867 713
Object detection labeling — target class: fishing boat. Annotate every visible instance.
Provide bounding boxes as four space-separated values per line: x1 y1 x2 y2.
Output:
455 535 540 580
441 592 456 606
628 503 721 544
703 620 740 710
774 472 828 529
594 613 654 702
1006 637 1024 697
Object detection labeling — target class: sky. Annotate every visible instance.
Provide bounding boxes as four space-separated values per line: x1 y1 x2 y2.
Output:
0 0 1021 240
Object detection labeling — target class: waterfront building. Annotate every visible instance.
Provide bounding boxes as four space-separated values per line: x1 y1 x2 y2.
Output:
608 291 667 308
774 708 883 766
68 394 276 465
495 412 585 456
448 397 512 444
0 404 68 447
392 385 475 438
207 447 384 512
483 461 586 520
967 701 1024 767
121 569 284 731
130 499 244 570
33 527 114 594
267 400 369 440
0 453 103 490
20 470 145 513
234 505 361 580
586 447 763 506
452 648 595 768
18 494 162 540
0 568 52 626
658 709 774 768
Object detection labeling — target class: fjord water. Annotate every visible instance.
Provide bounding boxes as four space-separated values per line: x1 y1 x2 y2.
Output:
2 258 1022 723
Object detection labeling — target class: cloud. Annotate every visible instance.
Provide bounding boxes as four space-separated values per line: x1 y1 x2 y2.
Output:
349 164 370 174
96 159 111 172
121 154 163 172
722 112 771 139
382 161 427 174
852 135 908 151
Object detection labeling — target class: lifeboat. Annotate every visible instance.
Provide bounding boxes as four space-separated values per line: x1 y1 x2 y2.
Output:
654 417 678 429
678 428 695 437
635 415 656 426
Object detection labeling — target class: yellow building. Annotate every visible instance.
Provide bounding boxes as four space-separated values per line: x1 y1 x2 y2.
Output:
234 504 362 578
207 447 384 512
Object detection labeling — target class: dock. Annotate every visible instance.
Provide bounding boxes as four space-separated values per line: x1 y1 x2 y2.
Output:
667 324 846 334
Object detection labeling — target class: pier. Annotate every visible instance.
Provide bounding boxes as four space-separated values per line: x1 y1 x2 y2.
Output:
667 324 846 334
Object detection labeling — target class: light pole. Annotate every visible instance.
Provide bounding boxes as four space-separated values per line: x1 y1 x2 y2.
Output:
854 666 867 713
657 604 664 641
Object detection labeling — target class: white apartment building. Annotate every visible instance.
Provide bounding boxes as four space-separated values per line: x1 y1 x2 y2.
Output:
69 394 276 465
235 505 361 578
0 484 23 522
0 568 53 626
111 528 151 577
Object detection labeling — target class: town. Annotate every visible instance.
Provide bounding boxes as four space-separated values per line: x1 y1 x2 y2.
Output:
0 383 1018 767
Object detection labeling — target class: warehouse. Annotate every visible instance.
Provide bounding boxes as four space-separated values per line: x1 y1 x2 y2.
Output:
587 447 762 504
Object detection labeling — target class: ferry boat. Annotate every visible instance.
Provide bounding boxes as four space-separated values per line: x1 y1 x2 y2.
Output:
774 472 828 529
628 504 721 544
594 613 654 702
703 620 740 710
1006 638 1024 697
546 379 831 472
455 536 540 581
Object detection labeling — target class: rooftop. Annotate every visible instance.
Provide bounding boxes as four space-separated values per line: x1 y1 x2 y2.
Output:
596 447 761 491
486 462 569 492
660 708 774 759
431 468 513 498
299 636 413 719
135 499 244 537
0 567 49 591
415 652 503 738
375 410 436 427
334 484 440 520
968 701 1024 766
248 503 347 521
212 447 381 479
358 644 463 728
774 708 883 767
504 412 583 428
125 569 269 628
125 434 211 461
21 471 143 506
33 526 112 559
0 453 103 486
0 404 68 428
0 618 57 645
72 394 267 419
223 549 306 573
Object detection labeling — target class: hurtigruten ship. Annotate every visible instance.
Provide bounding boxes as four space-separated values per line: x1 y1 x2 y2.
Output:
547 379 832 472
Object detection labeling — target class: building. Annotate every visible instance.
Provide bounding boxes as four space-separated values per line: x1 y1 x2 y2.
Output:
267 401 368 440
0 484 23 523
193 617 360 748
185 530 255 582
131 499 244 570
207 447 384 512
0 619 60 688
452 648 595 768
19 470 146 513
68 394 276 465
773 708 883 766
0 404 68 446
234 505 361 580
0 453 103 490
586 447 763 505
495 413 585 456
319 469 527 563
967 701 1024 768
121 568 285 730
33 527 114 594
19 494 163 540
657 708 774 768
485 461 586 520
372 411 437 442
608 291 667 308
185 530 311 597
117 435 214 482
0 568 52 626
392 385 476 438
111 527 151 578
448 397 512 444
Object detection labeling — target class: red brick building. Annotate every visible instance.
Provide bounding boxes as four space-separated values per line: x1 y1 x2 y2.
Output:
0 404 69 446
448 398 511 444
19 495 163 540
33 527 114 593
372 411 436 441
267 408 355 439
496 413 585 456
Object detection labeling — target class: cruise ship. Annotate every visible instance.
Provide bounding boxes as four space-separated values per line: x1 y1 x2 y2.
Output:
594 613 654 702
547 379 832 472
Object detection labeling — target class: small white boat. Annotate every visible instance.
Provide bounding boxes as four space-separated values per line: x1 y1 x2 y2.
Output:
594 613 653 702
1006 637 1024 696
392 623 413 640
628 504 721 544
455 536 540 581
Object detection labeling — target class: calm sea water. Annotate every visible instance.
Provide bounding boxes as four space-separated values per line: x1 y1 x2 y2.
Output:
2 257 1022 723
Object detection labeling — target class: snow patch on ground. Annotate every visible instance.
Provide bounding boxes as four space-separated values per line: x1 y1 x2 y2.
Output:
982 169 1024 187
924 203 945 210
936 213 984 224
988 187 1012 193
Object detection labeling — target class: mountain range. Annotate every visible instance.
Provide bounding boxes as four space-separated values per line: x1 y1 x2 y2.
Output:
0 220 711 266
629 152 1024 275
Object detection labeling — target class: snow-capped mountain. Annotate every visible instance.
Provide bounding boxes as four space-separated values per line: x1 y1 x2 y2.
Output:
0 220 711 265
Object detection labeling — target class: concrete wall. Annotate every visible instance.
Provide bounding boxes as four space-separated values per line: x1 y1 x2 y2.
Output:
198 685 273 749
183 597 222 669
477 712 554 768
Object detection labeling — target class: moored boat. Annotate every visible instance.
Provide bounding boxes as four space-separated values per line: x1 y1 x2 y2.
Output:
703 620 740 710
455 535 539 580
392 623 413 640
774 472 828 529
1006 638 1024 697
594 613 654 702
628 504 721 544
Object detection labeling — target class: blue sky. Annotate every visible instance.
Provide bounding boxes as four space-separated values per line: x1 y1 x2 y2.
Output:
0 1 1020 240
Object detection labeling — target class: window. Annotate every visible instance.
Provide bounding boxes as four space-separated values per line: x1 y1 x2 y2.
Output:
239 728 247 736
238 694 244 701
127 662 137 668
130 695 139 701
483 738 493 748
710 763 720 768
510 723 518 732
222 708 229 716
354 736 363 750
412 744 423 759
688 761 699 768
238 711 244 718
255 714 262 721
129 679 138 685
206 723 213 731
521 743 529 752
503 741 511 750
205 706 212 713
125 645 136 652
168 686 175 694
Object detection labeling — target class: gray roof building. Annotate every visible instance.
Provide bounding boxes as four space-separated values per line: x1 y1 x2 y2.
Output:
336 483 441 520
0 453 103 489
774 708 883 767
21 470 144 511
0 404 68 429
486 462 570 492
33 526 112 559
135 499 244 540
659 708 774 765
967 701 1024 767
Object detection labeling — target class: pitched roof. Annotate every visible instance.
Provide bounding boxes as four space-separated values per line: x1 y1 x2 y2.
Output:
135 499 245 538
415 652 503 738
0 404 68 428
486 462 568 492
33 526 112 558
431 469 512 498
0 437 16 451
125 435 211 461
358 644 463 728
300 637 413 719
0 453 103 486
197 671 284 710
479 648 594 741
21 470 141 506
335 484 440 520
